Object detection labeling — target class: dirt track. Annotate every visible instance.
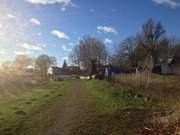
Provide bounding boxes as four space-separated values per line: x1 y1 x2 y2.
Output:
42 80 91 135
20 80 93 135
20 80 149 135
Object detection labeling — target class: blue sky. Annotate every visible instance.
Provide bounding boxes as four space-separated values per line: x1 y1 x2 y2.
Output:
0 0 180 65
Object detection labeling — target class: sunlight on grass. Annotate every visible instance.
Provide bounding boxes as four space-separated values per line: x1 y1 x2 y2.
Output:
0 81 69 135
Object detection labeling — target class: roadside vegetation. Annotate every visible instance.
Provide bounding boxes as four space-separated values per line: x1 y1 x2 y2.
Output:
84 75 180 134
83 80 156 134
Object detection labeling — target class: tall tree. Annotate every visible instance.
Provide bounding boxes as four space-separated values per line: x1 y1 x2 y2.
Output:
70 36 107 72
113 37 139 69
35 55 56 80
69 45 80 68
137 18 167 70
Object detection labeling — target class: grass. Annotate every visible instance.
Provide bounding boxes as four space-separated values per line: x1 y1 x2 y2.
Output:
113 73 180 110
84 80 153 134
86 80 162 113
84 79 180 134
0 81 69 135
0 75 179 135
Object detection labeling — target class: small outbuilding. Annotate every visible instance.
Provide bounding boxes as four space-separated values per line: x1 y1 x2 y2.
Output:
153 57 180 75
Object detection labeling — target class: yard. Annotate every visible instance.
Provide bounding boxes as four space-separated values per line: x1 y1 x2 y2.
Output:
0 75 180 135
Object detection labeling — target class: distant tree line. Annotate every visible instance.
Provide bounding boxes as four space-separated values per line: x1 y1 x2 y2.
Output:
1 54 56 80
1 18 180 81
112 19 180 72
70 18 180 73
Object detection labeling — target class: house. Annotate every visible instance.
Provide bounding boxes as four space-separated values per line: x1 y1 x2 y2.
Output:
153 57 180 75
48 66 79 81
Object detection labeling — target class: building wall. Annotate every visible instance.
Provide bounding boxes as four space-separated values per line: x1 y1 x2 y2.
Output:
172 65 180 75
161 65 173 74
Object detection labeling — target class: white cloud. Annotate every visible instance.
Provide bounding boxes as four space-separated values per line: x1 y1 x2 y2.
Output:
7 14 18 19
0 4 34 62
25 0 72 6
14 50 30 55
20 43 43 51
104 38 112 44
62 45 71 52
152 0 180 7
62 45 66 50
51 30 69 39
97 26 118 34
30 18 41 26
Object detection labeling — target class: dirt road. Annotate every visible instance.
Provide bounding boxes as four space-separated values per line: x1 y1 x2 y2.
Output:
20 80 93 135
43 80 91 135
20 80 147 135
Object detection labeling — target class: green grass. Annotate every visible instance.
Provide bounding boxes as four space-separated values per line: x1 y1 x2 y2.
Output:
84 80 179 134
85 80 163 113
0 81 69 135
0 80 178 135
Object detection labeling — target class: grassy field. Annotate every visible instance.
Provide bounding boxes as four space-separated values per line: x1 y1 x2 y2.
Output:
0 76 179 135
82 80 154 134
86 80 159 112
0 81 69 135
86 79 180 111
84 78 180 134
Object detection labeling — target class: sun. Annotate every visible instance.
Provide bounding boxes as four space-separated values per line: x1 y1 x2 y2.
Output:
0 1 30 63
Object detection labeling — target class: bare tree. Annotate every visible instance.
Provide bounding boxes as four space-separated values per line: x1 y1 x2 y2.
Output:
112 36 147 71
70 36 107 72
69 45 80 68
137 18 166 70
35 55 56 80
115 37 138 69
112 19 170 72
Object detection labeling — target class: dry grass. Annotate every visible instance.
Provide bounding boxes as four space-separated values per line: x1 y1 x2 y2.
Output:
0 70 41 101
113 72 180 98
113 72 180 107
113 72 180 128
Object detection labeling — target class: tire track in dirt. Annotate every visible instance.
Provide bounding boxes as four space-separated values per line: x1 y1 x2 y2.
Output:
41 80 91 135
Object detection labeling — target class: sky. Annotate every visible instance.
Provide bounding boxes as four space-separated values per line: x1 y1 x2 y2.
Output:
0 0 180 65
